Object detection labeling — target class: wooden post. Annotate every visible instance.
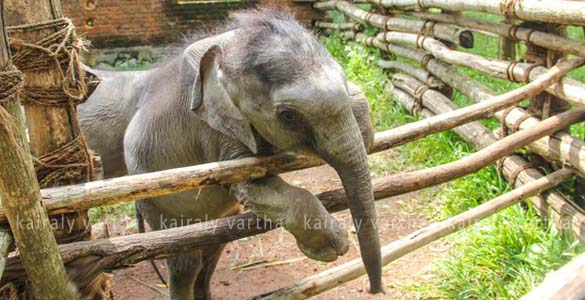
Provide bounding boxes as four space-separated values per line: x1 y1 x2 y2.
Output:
499 17 516 60
3 0 92 244
0 0 77 299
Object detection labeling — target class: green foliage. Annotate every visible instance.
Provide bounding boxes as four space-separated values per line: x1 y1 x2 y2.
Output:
321 21 584 299
410 206 583 300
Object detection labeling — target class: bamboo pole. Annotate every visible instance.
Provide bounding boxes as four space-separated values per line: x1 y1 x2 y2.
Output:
0 55 577 222
2 108 582 283
371 57 584 152
406 11 585 58
520 252 585 300
0 0 77 298
250 167 575 300
314 21 362 31
315 0 474 47
387 76 585 242
344 31 585 176
377 31 585 108
360 0 585 25
378 59 445 90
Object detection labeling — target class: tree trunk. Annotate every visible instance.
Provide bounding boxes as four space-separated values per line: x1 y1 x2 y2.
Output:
4 0 92 246
0 0 77 298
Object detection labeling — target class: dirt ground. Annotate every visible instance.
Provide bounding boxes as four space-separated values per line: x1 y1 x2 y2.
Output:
107 152 443 300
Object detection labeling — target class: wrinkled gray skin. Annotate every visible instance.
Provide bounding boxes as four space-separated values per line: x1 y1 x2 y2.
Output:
79 10 381 300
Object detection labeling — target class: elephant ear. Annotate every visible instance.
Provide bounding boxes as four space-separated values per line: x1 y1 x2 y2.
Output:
188 45 258 154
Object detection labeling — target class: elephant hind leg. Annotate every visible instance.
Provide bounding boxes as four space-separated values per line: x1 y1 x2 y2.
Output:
167 252 203 300
194 244 227 300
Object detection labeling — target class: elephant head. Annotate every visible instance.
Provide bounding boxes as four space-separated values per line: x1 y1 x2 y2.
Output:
184 10 382 293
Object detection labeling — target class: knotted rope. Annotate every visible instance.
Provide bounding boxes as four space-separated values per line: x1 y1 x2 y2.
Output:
0 66 23 105
500 0 520 20
8 18 88 104
7 18 95 187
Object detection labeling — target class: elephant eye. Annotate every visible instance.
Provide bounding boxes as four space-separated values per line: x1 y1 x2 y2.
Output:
277 107 301 123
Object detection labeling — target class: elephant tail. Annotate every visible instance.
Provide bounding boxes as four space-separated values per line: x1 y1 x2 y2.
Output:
135 202 168 287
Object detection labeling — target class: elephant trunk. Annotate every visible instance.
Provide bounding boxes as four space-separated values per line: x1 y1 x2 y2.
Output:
313 107 383 293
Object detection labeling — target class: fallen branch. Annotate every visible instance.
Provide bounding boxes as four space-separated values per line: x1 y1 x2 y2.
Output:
520 252 585 300
315 0 474 47
250 167 574 300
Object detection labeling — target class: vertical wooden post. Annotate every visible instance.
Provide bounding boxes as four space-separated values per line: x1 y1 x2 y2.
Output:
4 0 92 244
499 17 516 60
0 0 77 299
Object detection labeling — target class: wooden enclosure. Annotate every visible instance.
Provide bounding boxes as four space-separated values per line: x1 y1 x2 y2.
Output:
0 0 584 299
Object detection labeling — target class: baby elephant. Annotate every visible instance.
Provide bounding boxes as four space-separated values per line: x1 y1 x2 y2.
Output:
79 9 381 300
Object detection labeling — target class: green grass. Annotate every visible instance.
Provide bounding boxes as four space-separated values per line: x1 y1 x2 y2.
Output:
321 16 584 299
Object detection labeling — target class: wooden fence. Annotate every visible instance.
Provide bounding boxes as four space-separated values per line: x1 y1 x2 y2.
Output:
0 0 583 299
310 0 585 299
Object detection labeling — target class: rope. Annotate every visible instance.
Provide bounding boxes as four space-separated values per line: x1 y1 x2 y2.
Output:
7 18 95 185
0 283 18 300
0 66 23 105
33 136 92 187
416 21 435 49
420 53 434 70
500 0 519 20
413 85 429 115
8 18 88 103
505 61 520 82
522 63 541 83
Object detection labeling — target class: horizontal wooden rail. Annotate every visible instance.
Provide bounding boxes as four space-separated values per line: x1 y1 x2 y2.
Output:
406 11 585 58
314 21 362 31
250 168 575 299
389 74 585 243
354 0 585 25
315 0 473 47
377 31 585 108
0 62 577 221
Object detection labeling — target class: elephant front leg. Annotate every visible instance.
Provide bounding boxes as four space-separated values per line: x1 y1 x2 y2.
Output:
230 176 349 262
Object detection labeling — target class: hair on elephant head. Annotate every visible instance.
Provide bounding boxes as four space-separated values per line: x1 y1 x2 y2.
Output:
181 9 383 293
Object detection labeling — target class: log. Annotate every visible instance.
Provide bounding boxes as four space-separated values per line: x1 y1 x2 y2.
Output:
419 51 585 177
388 77 585 243
250 167 575 300
0 55 575 222
362 0 585 25
372 56 585 152
314 21 362 31
315 0 474 47
3 107 583 281
345 31 585 176
0 1 78 298
377 31 585 108
520 252 585 300
406 11 585 58
378 59 445 90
